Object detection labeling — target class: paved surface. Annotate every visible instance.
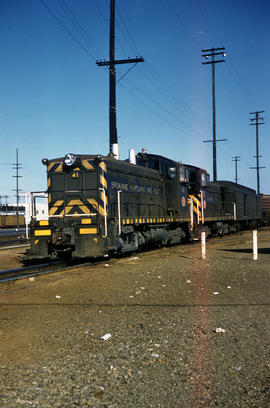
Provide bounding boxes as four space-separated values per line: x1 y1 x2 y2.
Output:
0 231 270 407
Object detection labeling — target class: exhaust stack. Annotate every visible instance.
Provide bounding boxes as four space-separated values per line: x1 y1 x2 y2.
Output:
112 143 119 160
129 149 136 165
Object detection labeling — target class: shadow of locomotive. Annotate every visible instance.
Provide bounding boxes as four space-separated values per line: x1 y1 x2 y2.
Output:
218 247 270 255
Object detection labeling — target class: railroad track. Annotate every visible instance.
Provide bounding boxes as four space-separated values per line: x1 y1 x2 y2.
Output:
0 237 28 250
0 242 30 250
0 261 66 284
0 256 108 284
1 228 269 284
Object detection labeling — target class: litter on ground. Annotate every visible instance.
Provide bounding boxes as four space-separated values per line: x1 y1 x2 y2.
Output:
101 333 112 341
215 327 226 333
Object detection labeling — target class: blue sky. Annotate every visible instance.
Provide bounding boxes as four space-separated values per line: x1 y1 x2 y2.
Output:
0 0 269 202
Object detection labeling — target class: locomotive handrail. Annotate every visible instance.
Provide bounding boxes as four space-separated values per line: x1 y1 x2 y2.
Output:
117 190 122 235
233 202 237 220
48 213 97 218
190 198 194 229
200 190 205 224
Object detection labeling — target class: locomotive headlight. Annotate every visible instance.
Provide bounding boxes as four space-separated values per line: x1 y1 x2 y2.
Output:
64 153 76 166
42 158 49 166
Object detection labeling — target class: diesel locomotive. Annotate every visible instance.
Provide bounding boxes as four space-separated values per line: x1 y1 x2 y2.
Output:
25 150 262 262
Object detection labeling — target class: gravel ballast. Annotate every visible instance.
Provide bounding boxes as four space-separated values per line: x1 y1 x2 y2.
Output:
0 231 270 407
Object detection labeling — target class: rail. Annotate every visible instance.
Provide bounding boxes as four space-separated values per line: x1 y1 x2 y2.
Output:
0 261 63 283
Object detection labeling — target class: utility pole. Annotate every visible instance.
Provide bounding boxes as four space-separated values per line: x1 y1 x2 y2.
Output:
12 148 22 231
96 0 144 154
249 111 265 194
202 47 227 182
3 195 8 227
232 156 240 184
3 195 8 216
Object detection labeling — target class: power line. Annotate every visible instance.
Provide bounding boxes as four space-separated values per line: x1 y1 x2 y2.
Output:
142 62 210 131
120 77 206 140
40 0 213 144
57 0 101 57
115 0 207 136
115 3 141 56
187 0 258 109
119 81 193 138
164 0 256 130
93 0 109 25
116 63 139 83
39 0 96 60
166 0 203 49
119 79 207 142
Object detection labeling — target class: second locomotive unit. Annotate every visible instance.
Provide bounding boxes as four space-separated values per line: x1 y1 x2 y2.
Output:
26 149 261 262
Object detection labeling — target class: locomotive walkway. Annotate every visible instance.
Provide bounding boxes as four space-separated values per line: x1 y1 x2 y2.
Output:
0 230 269 407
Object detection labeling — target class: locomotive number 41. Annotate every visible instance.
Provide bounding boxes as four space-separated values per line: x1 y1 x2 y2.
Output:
72 171 79 178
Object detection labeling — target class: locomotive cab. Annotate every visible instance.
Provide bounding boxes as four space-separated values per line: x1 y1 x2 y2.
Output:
184 164 210 195
136 151 190 218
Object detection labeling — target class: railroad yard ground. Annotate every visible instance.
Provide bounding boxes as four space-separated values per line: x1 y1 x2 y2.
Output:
0 230 270 407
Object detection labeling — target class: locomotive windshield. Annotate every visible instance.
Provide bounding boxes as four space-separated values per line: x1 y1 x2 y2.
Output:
168 167 176 178
179 165 188 183
201 173 210 187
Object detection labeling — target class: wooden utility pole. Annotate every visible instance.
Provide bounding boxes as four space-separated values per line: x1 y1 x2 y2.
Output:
96 0 144 154
250 111 265 194
12 148 22 231
232 156 240 184
202 47 227 182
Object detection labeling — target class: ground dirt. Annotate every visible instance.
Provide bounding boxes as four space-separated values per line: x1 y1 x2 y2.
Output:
0 230 270 407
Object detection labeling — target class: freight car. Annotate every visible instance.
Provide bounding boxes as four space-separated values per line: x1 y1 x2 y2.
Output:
25 150 262 262
261 195 270 224
0 214 25 229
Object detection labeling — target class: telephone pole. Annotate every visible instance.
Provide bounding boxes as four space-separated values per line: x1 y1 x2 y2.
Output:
12 148 22 231
3 195 8 216
249 111 265 194
96 0 144 154
202 47 227 182
232 156 240 184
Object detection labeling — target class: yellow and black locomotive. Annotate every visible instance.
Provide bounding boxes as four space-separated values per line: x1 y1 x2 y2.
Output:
26 150 261 262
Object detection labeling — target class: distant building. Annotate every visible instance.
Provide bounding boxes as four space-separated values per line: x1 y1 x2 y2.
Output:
1 199 48 221
0 193 48 232
0 204 25 215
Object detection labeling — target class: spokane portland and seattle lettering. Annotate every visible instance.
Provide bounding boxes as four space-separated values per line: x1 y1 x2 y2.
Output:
110 181 159 195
